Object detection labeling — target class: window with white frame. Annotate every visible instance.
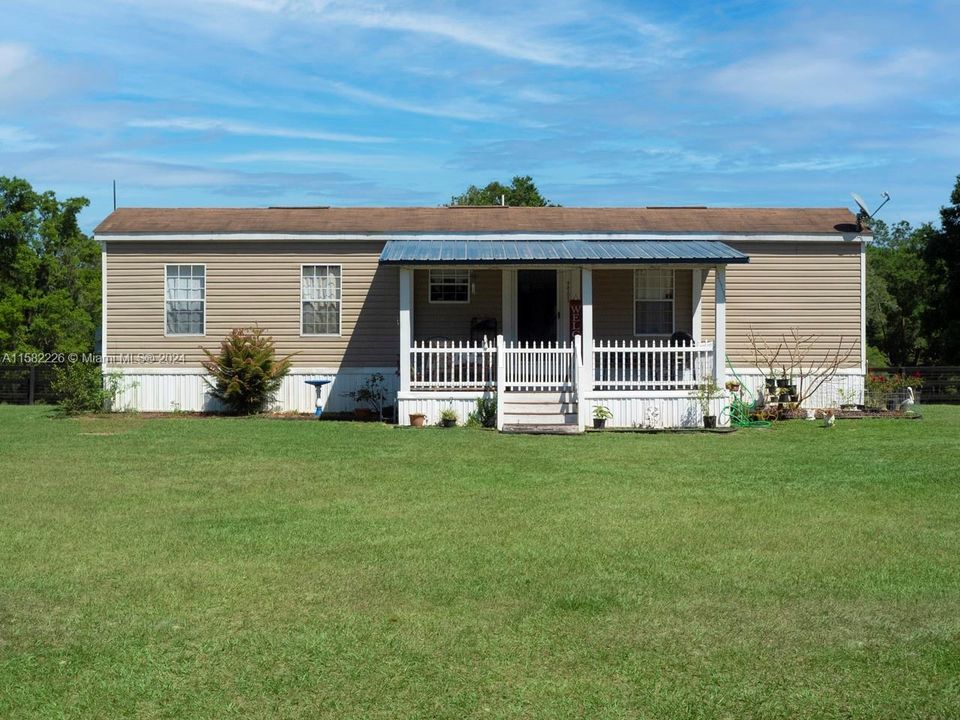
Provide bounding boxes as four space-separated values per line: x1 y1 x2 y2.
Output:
429 269 470 303
634 269 674 335
165 265 205 335
301 265 341 335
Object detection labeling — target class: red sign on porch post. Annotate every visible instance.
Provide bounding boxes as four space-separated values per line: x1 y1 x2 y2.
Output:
569 299 582 338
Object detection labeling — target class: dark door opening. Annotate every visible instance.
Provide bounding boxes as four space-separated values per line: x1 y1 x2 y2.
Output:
517 270 557 343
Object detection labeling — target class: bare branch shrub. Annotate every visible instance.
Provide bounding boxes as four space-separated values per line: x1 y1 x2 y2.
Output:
748 328 857 408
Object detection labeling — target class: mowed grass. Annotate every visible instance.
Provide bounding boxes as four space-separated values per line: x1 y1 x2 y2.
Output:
1 406 959 719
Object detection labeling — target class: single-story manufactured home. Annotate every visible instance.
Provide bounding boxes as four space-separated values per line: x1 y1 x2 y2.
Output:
94 206 868 429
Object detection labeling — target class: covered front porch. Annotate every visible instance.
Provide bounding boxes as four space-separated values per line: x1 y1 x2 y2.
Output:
382 239 746 430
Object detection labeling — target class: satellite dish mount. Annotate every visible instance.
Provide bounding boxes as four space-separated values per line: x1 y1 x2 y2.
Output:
851 191 890 230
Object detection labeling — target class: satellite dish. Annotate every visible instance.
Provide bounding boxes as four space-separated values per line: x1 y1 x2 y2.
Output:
851 191 890 229
851 192 872 218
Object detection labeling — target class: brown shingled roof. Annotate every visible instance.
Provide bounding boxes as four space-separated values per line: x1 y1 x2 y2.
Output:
94 206 864 235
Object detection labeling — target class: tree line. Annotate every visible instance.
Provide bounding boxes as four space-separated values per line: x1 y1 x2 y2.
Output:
866 176 960 367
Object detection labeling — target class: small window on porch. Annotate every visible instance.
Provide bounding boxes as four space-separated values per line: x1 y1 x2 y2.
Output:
429 269 470 303
634 269 674 335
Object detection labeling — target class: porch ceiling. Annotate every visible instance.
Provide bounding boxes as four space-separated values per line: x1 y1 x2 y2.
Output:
379 239 749 265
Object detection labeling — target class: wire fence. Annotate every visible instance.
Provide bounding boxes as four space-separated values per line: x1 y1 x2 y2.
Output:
0 364 62 405
870 367 960 404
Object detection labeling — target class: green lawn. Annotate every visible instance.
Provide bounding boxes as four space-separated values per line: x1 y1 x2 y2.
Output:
1 405 959 719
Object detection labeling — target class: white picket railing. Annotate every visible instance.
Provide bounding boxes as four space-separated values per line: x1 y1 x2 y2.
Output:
503 340 576 392
593 340 714 391
409 338 713 393
409 340 497 390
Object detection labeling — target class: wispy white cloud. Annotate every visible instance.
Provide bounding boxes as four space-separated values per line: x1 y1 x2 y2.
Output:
214 150 420 167
709 42 942 110
317 81 501 121
127 117 392 143
772 157 889 173
0 124 54 151
207 0 679 69
0 41 90 105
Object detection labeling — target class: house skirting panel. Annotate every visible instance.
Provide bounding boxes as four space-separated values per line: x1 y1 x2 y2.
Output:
105 367 398 414
397 391 487 427
582 392 728 429
729 368 864 408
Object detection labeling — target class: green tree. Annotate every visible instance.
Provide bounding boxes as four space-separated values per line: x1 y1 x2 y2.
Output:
923 175 960 364
865 219 935 366
0 177 101 354
451 175 554 207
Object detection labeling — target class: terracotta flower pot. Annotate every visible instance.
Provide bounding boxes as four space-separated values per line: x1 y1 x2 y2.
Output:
409 413 426 427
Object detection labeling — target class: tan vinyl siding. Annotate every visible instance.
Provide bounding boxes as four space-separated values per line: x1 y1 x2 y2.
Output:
594 269 693 340
106 241 397 367
702 241 862 368
413 269 502 341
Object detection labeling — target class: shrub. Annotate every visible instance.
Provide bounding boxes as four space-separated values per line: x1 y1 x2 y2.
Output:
344 372 388 420
51 362 108 414
468 395 497 428
690 376 723 416
201 327 293 414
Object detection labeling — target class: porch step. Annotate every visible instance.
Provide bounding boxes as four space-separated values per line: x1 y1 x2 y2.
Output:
501 424 582 435
502 413 579 426
502 391 576 404
501 391 578 427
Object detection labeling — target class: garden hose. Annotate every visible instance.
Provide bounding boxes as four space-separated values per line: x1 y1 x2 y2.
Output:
723 355 773 428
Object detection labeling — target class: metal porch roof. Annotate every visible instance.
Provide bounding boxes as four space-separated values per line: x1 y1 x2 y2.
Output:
379 239 750 265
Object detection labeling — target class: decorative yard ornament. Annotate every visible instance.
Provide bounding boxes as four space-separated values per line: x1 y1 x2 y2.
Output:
645 405 660 428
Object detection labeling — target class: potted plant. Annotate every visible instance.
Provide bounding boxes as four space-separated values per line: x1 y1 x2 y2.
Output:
439 407 457 428
592 405 613 429
691 376 723 429
409 412 426 427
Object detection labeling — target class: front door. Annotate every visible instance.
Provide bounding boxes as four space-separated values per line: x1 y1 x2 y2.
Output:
517 269 557 343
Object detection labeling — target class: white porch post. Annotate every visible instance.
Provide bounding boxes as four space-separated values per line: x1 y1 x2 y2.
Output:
495 334 505 431
575 334 586 432
691 268 702 343
713 265 726 384
501 268 516 341
399 267 413 395
581 266 594 393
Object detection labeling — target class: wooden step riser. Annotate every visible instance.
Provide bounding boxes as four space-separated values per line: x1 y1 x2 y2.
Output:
502 414 579 425
503 405 578 415
501 392 577 404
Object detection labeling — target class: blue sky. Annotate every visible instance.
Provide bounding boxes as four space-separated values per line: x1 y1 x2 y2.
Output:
2 0 958 230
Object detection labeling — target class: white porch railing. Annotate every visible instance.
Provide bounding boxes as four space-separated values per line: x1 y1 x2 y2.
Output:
503 340 576 392
408 338 714 393
593 339 715 391
409 340 497 390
